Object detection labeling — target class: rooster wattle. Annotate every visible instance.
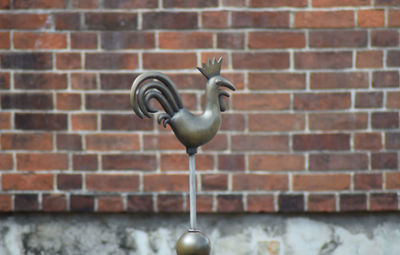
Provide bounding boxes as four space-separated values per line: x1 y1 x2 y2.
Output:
130 57 235 155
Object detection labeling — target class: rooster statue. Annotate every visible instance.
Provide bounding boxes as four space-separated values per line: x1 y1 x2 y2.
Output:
130 57 235 155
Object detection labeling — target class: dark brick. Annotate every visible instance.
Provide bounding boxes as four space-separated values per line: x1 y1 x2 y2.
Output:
102 154 157 171
371 30 399 47
232 52 289 69
101 32 155 50
57 174 82 190
15 113 67 130
387 50 400 67
309 153 368 170
57 134 82 151
127 195 153 212
71 32 97 49
310 30 367 48
104 0 157 8
372 152 398 169
386 133 400 149
70 195 94 212
71 73 97 90
293 134 350 151
55 13 81 30
1 93 53 110
294 93 351 110
14 0 66 9
370 193 398 211
354 173 382 190
355 92 383 108
100 73 134 90
15 194 38 212
373 71 399 88
42 194 67 212
372 112 399 129
73 154 98 170
278 194 304 213
15 73 67 90
0 53 52 70
102 114 153 131
157 195 183 212
310 72 369 89
340 194 366 211
218 154 245 171
85 94 130 110
85 13 137 30
142 12 198 29
232 11 289 28
201 174 228 191
85 53 138 70
217 32 245 49
164 0 218 7
217 195 243 212
295 51 352 69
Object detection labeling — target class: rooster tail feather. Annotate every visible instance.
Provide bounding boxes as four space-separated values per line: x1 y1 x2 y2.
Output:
130 72 183 119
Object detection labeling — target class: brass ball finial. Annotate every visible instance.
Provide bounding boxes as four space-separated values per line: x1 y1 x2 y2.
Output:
176 230 211 255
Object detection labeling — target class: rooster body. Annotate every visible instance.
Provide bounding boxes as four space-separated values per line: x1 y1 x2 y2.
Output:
130 58 235 154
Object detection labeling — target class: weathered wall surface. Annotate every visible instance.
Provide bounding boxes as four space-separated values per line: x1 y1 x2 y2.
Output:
0 213 399 255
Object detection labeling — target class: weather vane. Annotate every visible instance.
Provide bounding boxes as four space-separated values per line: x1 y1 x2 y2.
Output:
130 57 235 255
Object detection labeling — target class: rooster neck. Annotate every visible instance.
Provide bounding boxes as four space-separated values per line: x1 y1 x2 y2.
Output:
204 82 220 114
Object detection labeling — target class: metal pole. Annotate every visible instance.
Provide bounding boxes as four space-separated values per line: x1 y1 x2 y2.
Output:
189 154 197 230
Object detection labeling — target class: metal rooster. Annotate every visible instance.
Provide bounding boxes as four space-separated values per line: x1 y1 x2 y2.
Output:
130 57 235 155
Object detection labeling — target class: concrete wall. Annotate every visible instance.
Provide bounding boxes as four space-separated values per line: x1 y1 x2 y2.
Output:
0 213 399 255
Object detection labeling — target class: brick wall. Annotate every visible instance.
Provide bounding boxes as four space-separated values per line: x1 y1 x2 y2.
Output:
0 0 399 214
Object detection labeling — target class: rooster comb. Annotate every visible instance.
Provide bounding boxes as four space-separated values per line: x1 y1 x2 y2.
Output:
197 57 223 79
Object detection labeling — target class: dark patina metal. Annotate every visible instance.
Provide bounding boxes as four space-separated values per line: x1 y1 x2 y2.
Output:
176 230 211 255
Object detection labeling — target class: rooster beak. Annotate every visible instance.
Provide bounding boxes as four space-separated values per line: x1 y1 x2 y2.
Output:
219 78 236 91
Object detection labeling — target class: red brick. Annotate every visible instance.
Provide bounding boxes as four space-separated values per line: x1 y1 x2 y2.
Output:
312 0 369 6
233 174 288 191
15 194 38 212
217 195 243 212
71 114 98 131
144 134 185 151
0 72 10 89
128 195 153 212
295 52 352 69
86 134 139 151
143 174 188 192
232 135 289 152
161 154 213 171
370 193 398 211
356 50 383 68
373 71 399 88
98 196 124 212
355 92 383 108
293 134 350 151
201 134 228 151
0 32 9 49
294 93 350 110
186 195 213 213
201 174 228 191
73 154 98 171
0 0 9 9
86 174 139 192
102 114 152 131
372 152 398 169
1 53 52 70
0 113 10 130
386 172 400 189
143 53 196 70
388 50 400 67
218 154 245 171
233 52 289 70
159 32 213 49
372 112 399 129
249 154 305 171
15 73 67 90
85 53 138 70
0 154 13 170
142 12 197 29
354 133 383 150
56 134 82 151
232 11 289 28
309 113 368 131
72 0 98 8
14 32 67 49
0 14 49 29
248 73 305 90
340 194 366 212
57 174 82 190
375 0 400 6
102 154 157 171
0 195 11 211
233 93 290 111
55 13 80 30
358 9 385 27
386 133 400 149
354 173 382 190
100 73 135 90
1 133 52 150
309 153 368 170
101 32 154 50
2 174 53 190
17 153 68 171
295 11 354 28
202 11 229 29
249 113 305 132
279 194 304 212
371 30 399 47
223 0 245 6
249 31 305 49
158 195 183 213
389 10 400 27
220 114 244 132
56 93 81 110
85 94 130 110
56 53 81 70
308 194 336 212
14 0 65 8
251 0 307 7
217 32 245 49
311 72 368 89
71 32 98 49
164 0 218 7
293 174 350 191
310 31 367 48
70 195 94 212
42 194 67 212
247 195 274 213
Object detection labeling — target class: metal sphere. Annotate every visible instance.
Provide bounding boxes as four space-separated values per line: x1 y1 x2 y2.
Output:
176 230 211 255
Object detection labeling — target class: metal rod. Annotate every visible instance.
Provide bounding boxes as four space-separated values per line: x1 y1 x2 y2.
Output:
189 154 197 230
